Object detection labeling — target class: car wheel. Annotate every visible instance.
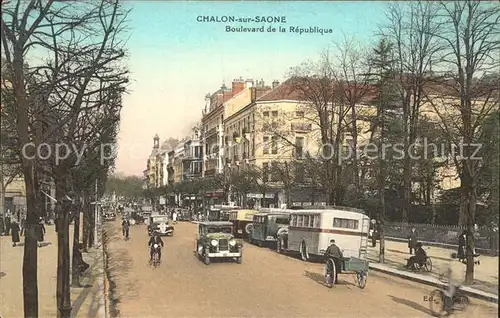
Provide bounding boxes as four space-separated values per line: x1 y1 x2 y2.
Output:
300 241 309 261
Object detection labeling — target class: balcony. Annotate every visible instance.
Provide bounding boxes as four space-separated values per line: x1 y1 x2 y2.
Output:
206 126 217 137
291 122 312 132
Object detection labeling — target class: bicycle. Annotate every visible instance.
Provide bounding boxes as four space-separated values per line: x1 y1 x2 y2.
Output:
429 285 469 316
151 244 161 268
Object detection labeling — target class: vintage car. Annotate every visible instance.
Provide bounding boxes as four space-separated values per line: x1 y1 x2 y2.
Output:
103 211 116 221
228 209 257 238
195 221 242 265
148 215 174 236
248 211 290 247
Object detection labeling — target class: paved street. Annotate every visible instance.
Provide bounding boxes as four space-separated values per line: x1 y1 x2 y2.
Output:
368 241 499 295
0 222 104 318
104 217 497 318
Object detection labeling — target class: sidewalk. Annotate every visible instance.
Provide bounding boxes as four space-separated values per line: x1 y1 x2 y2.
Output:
0 224 105 317
367 240 499 301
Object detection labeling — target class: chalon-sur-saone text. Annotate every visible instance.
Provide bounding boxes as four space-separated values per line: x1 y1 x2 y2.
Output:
197 16 287 23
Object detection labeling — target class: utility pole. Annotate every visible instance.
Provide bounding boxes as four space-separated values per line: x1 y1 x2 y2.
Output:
94 179 98 247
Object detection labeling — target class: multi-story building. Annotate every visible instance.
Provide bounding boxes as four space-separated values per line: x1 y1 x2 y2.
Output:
146 134 160 189
173 140 186 183
202 78 254 177
223 78 320 206
182 127 203 181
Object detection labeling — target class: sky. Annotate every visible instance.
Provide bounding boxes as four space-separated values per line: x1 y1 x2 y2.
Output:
116 1 389 176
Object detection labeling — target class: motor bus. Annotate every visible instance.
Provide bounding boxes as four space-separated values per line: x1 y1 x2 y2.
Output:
276 206 370 261
249 209 291 247
228 209 258 238
207 205 241 221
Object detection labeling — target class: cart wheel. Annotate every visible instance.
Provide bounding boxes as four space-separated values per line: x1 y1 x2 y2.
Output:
325 258 336 288
425 257 433 272
357 271 368 289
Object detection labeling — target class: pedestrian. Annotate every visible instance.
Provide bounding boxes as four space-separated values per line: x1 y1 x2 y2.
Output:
11 220 20 247
172 210 177 224
37 219 46 247
0 216 4 236
408 227 418 254
77 243 90 274
457 230 467 263
5 209 11 236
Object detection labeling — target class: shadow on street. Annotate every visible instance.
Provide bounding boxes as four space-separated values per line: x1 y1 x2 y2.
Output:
388 295 434 316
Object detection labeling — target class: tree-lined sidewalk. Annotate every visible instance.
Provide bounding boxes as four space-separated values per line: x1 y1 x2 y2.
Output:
0 224 105 317
368 240 499 295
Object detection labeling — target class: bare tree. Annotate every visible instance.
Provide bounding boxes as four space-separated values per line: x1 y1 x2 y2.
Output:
2 1 129 316
334 35 374 197
382 1 442 222
425 0 500 283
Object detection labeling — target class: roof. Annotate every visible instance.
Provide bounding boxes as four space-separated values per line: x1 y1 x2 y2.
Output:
254 212 290 217
199 221 233 226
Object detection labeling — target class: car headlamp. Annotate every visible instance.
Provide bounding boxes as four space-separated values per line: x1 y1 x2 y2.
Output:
229 239 236 246
211 239 218 246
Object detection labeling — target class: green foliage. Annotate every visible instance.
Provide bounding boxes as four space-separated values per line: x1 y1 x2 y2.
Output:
106 175 144 198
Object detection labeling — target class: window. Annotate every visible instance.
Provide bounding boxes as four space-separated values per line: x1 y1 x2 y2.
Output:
194 146 200 158
314 215 321 227
262 162 269 182
291 215 297 226
333 218 359 230
263 137 269 154
270 162 279 182
309 215 315 227
271 136 278 154
276 217 289 225
296 111 304 118
263 111 269 118
272 111 278 117
295 136 304 158
304 215 310 227
297 215 304 227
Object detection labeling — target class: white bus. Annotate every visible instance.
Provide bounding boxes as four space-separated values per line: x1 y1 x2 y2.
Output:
277 207 370 261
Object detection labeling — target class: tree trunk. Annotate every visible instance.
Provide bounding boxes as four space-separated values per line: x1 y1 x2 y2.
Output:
82 200 89 253
22 165 39 317
402 155 411 223
351 103 360 196
71 203 81 287
55 184 72 318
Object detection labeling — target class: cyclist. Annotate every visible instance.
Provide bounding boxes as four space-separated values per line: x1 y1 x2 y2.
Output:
324 239 344 284
148 234 164 263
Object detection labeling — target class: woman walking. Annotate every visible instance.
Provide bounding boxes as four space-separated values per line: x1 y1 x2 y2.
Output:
37 220 46 247
11 220 20 247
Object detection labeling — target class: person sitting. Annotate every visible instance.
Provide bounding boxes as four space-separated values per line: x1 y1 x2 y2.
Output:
406 242 427 269
324 239 344 284
76 243 90 274
148 234 164 263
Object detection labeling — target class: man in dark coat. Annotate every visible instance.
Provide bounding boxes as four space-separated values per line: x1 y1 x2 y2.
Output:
458 230 467 262
324 239 344 284
408 228 418 254
5 211 11 236
11 220 20 247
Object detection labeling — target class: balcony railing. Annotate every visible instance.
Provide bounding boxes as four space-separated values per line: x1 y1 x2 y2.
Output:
291 122 312 132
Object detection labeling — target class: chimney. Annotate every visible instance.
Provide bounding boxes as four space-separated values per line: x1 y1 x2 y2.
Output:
232 78 245 96
272 80 279 89
245 79 254 88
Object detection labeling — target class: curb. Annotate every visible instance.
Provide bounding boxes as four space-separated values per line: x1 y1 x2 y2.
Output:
96 222 107 318
369 264 498 304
